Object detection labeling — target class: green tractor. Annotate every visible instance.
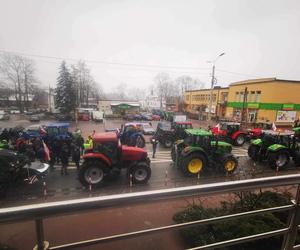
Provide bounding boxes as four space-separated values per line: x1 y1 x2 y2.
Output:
248 130 300 170
293 127 300 142
172 129 238 176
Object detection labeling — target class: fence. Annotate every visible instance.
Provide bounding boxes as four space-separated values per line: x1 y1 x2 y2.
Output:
1 174 300 249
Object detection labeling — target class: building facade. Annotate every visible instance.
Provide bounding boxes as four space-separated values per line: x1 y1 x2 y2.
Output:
226 78 300 123
184 78 300 124
184 86 229 120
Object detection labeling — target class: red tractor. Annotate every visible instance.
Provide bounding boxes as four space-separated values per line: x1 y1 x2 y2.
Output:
79 132 151 187
248 122 272 140
211 122 248 146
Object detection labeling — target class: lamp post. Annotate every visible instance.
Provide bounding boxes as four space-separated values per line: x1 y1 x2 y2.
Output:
207 52 225 121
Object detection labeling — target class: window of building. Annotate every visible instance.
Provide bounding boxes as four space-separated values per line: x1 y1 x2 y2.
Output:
213 94 216 102
249 91 255 102
235 92 239 102
255 91 261 102
239 92 244 102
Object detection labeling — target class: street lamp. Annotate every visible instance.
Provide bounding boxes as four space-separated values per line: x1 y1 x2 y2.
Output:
207 52 225 121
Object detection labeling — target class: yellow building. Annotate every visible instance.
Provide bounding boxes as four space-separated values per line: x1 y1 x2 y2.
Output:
184 87 229 120
226 78 300 124
184 78 300 124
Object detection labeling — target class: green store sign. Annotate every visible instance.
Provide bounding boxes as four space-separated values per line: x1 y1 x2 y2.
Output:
227 102 300 110
282 104 294 110
247 103 259 109
118 104 130 109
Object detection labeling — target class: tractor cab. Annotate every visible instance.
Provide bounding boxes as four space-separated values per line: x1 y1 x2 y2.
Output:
249 122 272 139
119 122 145 148
46 123 72 141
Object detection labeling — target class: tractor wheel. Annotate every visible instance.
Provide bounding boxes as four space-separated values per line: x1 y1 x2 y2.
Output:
293 151 300 167
136 135 145 148
79 161 108 187
129 162 151 184
171 145 176 162
164 138 173 148
221 154 238 174
248 145 260 161
268 150 290 170
181 153 207 177
234 134 245 146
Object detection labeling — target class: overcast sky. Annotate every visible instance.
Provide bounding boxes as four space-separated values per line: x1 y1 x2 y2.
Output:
0 0 299 92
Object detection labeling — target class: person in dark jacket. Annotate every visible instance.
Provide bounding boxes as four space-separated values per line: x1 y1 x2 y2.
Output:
60 142 69 175
71 142 81 170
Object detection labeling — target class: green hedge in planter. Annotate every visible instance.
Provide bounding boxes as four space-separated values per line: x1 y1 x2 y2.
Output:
173 191 291 250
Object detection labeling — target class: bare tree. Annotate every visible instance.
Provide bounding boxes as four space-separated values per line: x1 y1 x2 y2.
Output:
0 53 36 112
154 72 179 109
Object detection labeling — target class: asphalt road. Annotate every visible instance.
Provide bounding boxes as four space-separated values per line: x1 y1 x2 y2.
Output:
1 116 300 207
2 117 300 250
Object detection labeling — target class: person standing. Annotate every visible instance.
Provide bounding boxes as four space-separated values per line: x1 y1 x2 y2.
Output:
150 137 158 158
71 142 81 170
60 142 69 175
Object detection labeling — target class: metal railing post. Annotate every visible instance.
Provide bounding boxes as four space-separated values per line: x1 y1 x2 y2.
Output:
34 219 49 250
283 184 300 250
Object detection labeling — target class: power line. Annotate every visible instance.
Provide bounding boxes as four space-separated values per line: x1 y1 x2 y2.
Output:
217 68 262 79
0 49 210 71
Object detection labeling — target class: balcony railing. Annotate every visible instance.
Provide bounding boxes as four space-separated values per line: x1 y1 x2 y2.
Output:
1 174 300 249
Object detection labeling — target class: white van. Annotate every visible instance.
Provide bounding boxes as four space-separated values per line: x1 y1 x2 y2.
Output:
92 111 104 122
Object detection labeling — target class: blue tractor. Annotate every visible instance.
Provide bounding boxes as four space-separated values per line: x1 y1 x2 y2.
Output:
119 122 146 148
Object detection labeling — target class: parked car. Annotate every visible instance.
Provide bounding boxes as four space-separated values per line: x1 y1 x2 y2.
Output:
92 111 104 122
29 115 40 122
140 113 153 121
123 114 135 121
152 114 161 121
79 112 90 121
141 123 155 135
0 111 10 120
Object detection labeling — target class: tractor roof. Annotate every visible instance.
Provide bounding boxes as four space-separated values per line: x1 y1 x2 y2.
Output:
185 129 212 136
47 123 70 128
93 132 118 143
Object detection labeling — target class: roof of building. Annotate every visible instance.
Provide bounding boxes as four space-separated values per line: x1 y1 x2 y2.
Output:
230 78 300 86
93 132 118 143
185 86 229 93
111 102 140 107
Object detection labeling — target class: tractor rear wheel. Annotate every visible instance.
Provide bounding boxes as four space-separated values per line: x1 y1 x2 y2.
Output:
248 144 260 161
234 134 245 146
181 153 207 177
129 161 151 184
268 150 290 170
164 138 173 148
79 161 108 187
136 135 145 148
221 154 238 174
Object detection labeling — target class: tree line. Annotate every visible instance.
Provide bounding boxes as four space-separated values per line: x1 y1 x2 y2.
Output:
0 53 39 112
55 61 103 114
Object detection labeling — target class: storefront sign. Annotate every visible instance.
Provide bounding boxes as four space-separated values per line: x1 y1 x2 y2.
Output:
276 110 296 123
282 104 294 110
247 103 259 109
118 104 130 109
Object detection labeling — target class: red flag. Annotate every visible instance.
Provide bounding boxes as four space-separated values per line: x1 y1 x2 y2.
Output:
43 141 51 161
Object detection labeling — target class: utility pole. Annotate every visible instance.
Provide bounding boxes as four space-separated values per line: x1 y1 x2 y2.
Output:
208 52 225 121
208 64 215 121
